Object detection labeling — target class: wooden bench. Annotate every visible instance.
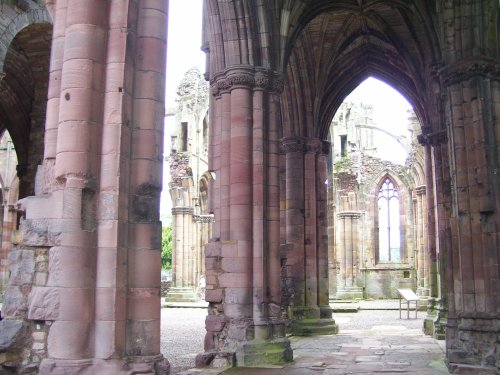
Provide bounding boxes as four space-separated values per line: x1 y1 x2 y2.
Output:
396 288 419 319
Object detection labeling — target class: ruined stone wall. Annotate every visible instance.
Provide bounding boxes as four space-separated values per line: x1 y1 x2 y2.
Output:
331 148 420 299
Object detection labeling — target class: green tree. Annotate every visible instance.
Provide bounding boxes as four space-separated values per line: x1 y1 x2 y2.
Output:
161 225 173 269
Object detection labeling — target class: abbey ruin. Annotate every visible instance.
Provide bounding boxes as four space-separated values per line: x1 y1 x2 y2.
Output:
0 1 498 374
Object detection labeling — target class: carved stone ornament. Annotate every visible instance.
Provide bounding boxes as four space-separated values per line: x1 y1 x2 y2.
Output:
211 68 284 96
337 211 362 219
415 185 426 195
280 137 305 154
417 129 448 146
194 214 215 223
172 207 194 215
439 57 500 86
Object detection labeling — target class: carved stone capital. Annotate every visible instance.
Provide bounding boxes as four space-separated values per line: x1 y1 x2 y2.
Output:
280 137 305 154
337 211 362 219
417 129 448 146
439 57 500 86
320 140 331 156
415 185 426 196
172 207 194 215
194 214 215 223
305 139 322 154
210 67 284 96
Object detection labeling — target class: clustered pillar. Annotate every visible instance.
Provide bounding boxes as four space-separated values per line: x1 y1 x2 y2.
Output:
1 1 170 373
201 67 292 367
280 137 338 335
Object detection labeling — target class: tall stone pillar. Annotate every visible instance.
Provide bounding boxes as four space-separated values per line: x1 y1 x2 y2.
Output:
281 136 338 335
422 137 448 340
415 185 428 297
317 141 332 317
335 208 363 299
438 54 500 373
166 206 198 302
1 1 170 373
200 67 291 368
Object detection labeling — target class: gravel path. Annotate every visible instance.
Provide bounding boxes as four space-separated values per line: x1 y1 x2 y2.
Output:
160 307 426 374
161 308 206 374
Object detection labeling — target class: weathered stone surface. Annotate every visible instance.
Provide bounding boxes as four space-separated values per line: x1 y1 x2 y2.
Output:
8 249 34 285
205 315 225 332
205 289 223 303
27 286 60 320
2 286 28 318
0 320 29 351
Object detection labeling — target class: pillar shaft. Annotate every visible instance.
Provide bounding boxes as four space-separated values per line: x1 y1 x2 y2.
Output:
202 68 291 367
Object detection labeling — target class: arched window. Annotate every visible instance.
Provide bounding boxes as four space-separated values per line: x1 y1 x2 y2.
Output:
377 178 401 262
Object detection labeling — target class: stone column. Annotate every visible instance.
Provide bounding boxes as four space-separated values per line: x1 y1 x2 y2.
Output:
317 141 332 317
125 1 168 371
335 209 363 299
414 185 428 297
200 67 291 368
282 136 306 311
281 136 338 335
437 60 500 372
166 206 198 303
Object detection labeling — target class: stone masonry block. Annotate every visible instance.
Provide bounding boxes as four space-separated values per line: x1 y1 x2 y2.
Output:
8 249 35 285
204 242 221 257
205 315 226 332
27 286 60 321
205 256 220 271
205 288 223 303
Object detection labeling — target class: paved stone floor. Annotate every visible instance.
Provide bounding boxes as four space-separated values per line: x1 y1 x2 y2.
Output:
163 302 449 375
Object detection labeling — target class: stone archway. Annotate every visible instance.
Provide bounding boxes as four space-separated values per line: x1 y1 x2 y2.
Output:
201 1 499 373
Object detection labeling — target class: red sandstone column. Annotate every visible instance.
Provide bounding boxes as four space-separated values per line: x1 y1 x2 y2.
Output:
317 141 331 317
219 89 231 240
252 84 268 336
45 0 108 361
126 0 167 364
304 140 318 310
282 136 305 308
225 71 253 326
94 0 132 359
43 0 67 163
267 83 283 326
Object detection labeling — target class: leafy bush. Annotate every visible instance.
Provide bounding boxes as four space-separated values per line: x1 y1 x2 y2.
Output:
161 225 173 269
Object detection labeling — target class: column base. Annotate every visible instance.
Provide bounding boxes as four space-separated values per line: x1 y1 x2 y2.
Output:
423 299 446 340
291 318 339 336
39 354 170 374
195 338 293 369
447 361 498 374
238 337 293 366
164 286 199 303
335 286 364 300
446 316 500 373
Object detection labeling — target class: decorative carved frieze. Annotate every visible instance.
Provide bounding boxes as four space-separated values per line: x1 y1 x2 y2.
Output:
337 211 362 219
439 57 500 87
194 214 215 223
417 129 448 146
211 67 284 96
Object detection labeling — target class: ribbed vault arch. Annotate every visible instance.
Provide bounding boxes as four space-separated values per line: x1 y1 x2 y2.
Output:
279 0 442 140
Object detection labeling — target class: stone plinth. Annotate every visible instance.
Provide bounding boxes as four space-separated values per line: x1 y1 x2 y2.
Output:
165 287 199 303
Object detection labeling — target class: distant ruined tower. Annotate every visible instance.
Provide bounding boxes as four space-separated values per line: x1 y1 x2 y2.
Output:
167 67 213 302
